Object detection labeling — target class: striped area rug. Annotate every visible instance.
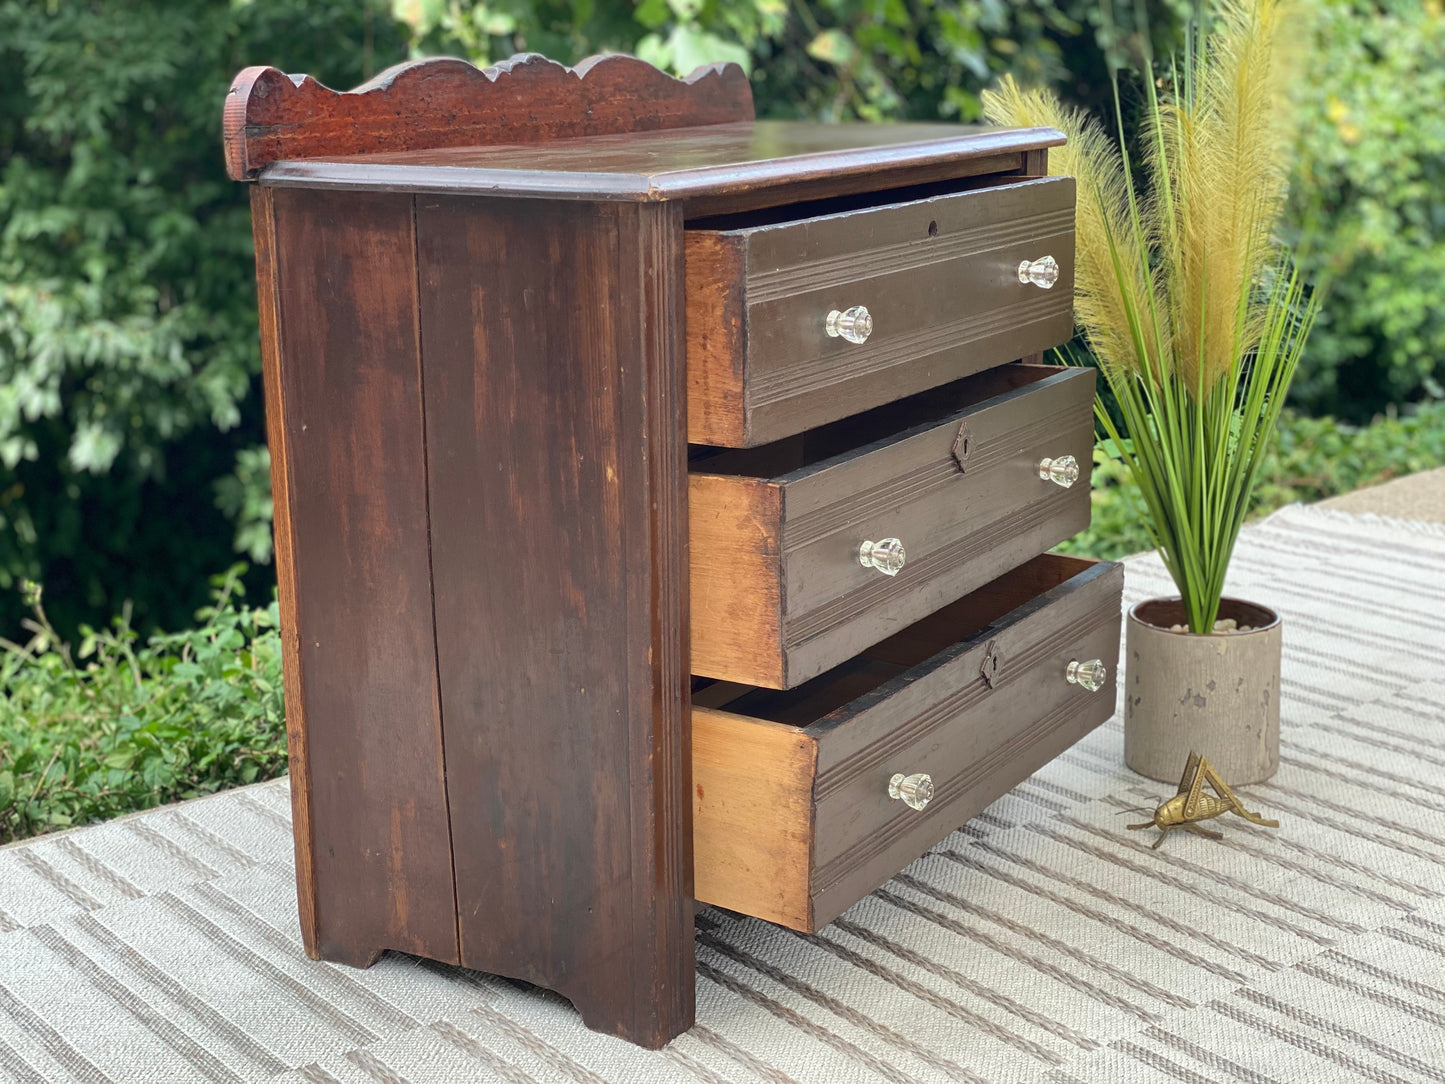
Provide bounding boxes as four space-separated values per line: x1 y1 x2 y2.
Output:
2 503 1444 1084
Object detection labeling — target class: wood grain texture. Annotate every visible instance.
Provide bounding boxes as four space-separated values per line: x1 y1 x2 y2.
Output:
266 188 459 967
687 366 1094 689
691 707 816 930
415 195 692 1048
257 120 1059 219
225 53 752 180
684 232 748 447
807 557 1123 926
689 473 784 689
688 556 1122 932
779 368 1095 680
250 186 318 956
685 176 1077 446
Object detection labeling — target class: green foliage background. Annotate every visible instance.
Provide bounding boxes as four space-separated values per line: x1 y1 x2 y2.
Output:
0 567 284 842
1 0 1442 843
0 0 1440 646
1285 0 1445 419
0 0 413 642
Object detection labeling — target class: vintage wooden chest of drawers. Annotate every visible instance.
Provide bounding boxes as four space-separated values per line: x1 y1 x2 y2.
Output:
225 52 1122 1050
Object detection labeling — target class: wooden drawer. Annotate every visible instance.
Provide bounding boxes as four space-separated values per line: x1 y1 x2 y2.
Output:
692 553 1122 932
686 176 1076 447
690 363 1094 689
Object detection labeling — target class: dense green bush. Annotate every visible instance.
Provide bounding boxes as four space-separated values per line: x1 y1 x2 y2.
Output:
1285 0 1445 419
0 567 285 844
398 0 1188 123
0 0 1184 643
1063 401 1445 560
2 0 1439 645
0 0 413 641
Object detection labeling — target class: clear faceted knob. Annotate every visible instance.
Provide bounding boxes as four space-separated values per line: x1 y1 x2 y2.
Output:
858 537 906 576
1038 454 1080 488
1066 658 1108 692
826 305 873 344
889 772 934 811
1018 255 1060 289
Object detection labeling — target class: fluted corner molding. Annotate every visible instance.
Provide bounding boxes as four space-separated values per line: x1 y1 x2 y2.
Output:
222 52 755 180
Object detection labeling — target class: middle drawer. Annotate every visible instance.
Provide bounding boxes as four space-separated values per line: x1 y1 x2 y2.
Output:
690 363 1095 689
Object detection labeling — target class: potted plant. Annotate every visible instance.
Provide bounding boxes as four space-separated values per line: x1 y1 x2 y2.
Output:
984 0 1319 784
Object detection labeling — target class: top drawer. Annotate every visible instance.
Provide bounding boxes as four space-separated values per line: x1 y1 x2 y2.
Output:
686 176 1076 447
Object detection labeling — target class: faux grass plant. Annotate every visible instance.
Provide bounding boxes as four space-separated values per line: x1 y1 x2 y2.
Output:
984 0 1320 633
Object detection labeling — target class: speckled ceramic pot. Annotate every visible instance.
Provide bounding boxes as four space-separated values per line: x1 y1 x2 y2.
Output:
1123 597 1281 785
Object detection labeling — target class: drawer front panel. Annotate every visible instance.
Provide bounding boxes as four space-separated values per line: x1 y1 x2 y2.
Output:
688 365 1095 689
808 560 1122 925
690 555 1124 931
780 367 1094 686
686 176 1076 447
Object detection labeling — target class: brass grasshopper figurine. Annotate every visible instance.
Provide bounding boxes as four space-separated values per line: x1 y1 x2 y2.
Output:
1128 752 1279 848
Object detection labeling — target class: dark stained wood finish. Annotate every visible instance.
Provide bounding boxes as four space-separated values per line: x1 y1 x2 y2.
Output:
261 187 460 967
251 186 317 954
685 176 1077 446
232 51 1095 1051
257 120 1062 218
225 53 753 181
1024 146 1050 180
414 196 692 1048
691 554 1124 931
689 365 1096 688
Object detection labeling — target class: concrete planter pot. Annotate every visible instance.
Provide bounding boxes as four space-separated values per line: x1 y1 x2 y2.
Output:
1123 597 1281 785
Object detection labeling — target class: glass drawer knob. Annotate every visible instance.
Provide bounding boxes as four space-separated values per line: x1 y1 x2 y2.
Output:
1018 255 1060 289
889 772 934 811
1038 454 1080 488
1067 658 1108 692
858 537 906 576
826 305 873 344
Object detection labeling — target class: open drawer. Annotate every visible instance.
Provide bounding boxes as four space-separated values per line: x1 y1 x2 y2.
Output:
690 363 1095 689
691 552 1122 932
686 175 1077 447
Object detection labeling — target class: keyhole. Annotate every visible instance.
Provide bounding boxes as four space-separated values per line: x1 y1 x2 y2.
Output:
927 220 939 238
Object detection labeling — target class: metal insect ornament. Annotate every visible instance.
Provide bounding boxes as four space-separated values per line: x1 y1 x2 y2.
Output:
1128 752 1279 848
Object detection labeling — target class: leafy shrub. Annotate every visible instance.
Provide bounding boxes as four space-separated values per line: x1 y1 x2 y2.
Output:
1063 401 1445 560
0 0 1188 644
396 0 1188 124
0 566 285 844
0 0 413 642
1286 0 1445 418
3 0 1432 644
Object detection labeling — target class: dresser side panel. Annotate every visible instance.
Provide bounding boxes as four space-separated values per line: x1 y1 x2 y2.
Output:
251 186 318 956
416 196 692 1048
268 187 460 966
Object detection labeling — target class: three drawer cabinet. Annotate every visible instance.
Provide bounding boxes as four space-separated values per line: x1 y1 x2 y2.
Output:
225 52 1122 1050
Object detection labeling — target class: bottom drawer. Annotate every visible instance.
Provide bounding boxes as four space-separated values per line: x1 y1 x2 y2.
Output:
692 552 1123 931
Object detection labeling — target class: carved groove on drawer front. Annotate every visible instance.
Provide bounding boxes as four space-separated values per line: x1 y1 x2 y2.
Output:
812 691 1086 895
746 207 1076 303
783 402 1083 551
811 602 1117 805
784 486 1077 644
750 293 1067 408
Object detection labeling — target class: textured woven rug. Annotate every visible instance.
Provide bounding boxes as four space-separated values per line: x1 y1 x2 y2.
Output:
3 503 1444 1084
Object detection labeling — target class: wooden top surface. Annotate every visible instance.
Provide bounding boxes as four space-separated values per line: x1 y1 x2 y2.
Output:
257 120 1062 203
